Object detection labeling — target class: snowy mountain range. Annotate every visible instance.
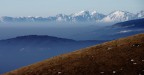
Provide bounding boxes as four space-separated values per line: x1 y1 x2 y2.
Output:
0 10 144 23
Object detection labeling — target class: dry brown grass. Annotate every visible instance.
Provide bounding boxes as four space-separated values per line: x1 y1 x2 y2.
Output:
3 33 144 75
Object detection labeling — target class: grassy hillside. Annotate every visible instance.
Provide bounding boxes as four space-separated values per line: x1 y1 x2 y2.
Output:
3 33 144 75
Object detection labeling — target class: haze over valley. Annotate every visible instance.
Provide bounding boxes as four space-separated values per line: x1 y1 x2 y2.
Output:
0 0 144 74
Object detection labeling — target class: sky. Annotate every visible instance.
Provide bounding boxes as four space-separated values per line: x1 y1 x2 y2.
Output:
0 0 144 17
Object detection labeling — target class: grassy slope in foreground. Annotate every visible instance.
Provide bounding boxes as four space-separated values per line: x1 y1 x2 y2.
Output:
3 33 144 75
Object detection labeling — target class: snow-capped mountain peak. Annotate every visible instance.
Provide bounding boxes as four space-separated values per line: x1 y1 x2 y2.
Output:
91 11 97 15
137 10 144 18
73 11 90 17
55 14 70 22
101 10 136 22
111 10 126 15
90 11 106 21
70 11 92 22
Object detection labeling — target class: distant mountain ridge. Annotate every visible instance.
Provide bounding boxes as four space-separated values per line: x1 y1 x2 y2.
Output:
0 35 106 74
0 10 144 23
69 18 144 40
2 35 75 42
112 18 144 29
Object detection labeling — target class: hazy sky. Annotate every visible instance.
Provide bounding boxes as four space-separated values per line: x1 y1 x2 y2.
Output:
0 0 144 17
